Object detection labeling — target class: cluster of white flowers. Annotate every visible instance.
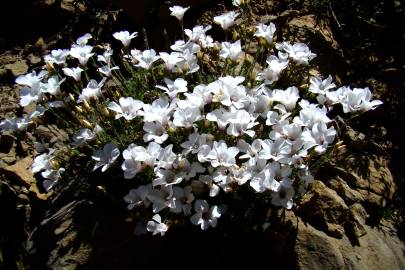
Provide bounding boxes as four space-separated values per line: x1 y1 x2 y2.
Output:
0 4 382 236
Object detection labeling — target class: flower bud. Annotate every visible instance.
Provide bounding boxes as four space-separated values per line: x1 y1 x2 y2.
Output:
249 70 257 82
45 62 55 73
259 37 268 47
197 51 204 60
232 31 239 41
182 62 190 73
114 90 121 99
80 119 93 129
68 93 75 102
268 99 273 108
213 42 221 54
101 107 110 117
50 159 59 170
75 106 83 113
167 126 176 134
82 99 92 111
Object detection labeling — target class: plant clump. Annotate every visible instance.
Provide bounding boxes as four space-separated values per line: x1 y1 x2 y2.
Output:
0 2 382 236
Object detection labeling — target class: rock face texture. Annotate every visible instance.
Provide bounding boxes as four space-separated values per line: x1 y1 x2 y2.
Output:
0 0 404 270
294 216 405 270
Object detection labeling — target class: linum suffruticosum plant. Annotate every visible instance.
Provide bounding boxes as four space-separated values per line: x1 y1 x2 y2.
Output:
0 2 382 236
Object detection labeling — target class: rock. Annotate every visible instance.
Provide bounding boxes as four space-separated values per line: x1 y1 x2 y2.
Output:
299 180 349 238
61 0 80 13
295 217 405 270
327 177 364 204
1 156 34 187
34 37 47 52
5 60 29 77
342 125 368 150
0 134 16 166
0 68 7 79
346 206 367 240
334 154 395 203
288 15 338 49
295 220 346 270
35 124 69 143
27 53 42 65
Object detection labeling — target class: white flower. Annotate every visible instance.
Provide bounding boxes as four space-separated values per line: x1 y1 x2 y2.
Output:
184 25 213 48
250 165 280 193
176 49 200 74
225 109 258 137
122 144 143 179
169 5 190 21
156 78 188 99
238 139 262 166
148 186 174 213
276 42 316 65
272 86 300 111
98 64 119 77
302 121 336 154
214 11 239 30
97 49 114 64
259 138 291 164
108 97 144 120
254 23 276 44
143 122 169 144
293 101 331 128
342 87 383 113
16 71 47 88
232 0 242 6
124 142 162 168
257 55 289 85
113 31 138 47
0 117 30 132
206 140 239 167
309 75 336 95
124 184 152 209
156 144 176 170
206 108 229 129
209 76 248 109
32 150 54 173
141 97 176 126
181 132 210 155
172 107 202 128
159 52 183 71
77 78 106 103
62 67 83 82
190 200 221 230
153 168 184 187
69 45 94 65
44 49 70 65
134 49 160 69
42 76 65 95
72 128 96 147
75 33 92 46
41 168 65 192
220 40 242 62
271 178 295 209
325 86 349 105
19 84 42 107
170 186 195 215
147 214 169 236
92 143 120 172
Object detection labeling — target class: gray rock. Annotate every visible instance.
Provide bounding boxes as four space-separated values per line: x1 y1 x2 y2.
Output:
299 180 349 238
5 60 29 77
294 217 405 270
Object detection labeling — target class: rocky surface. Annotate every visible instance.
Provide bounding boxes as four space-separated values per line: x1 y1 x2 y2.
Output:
0 0 404 269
